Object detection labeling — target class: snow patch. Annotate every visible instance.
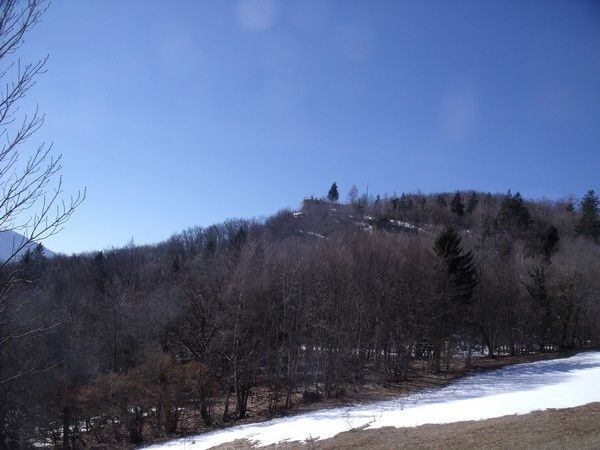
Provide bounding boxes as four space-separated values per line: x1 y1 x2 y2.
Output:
147 352 600 449
390 219 419 230
294 230 325 239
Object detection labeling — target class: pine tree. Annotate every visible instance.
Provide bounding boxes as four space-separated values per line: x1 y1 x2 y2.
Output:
450 191 465 217
525 266 552 352
434 227 479 305
575 190 600 239
436 194 447 208
466 192 478 214
497 190 531 232
483 192 495 208
33 243 45 258
398 193 413 211
538 225 560 261
327 182 339 203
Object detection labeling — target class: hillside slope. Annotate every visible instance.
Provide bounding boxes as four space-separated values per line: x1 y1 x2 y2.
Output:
256 403 600 450
0 230 54 261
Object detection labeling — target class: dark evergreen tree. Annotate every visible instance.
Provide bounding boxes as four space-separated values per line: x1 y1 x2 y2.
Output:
19 244 48 283
436 194 447 208
497 190 531 232
483 192 495 208
538 225 560 261
575 190 600 240
466 192 478 214
399 193 413 211
450 191 465 217
327 182 339 203
434 227 479 305
33 243 45 257
525 266 553 352
20 248 33 265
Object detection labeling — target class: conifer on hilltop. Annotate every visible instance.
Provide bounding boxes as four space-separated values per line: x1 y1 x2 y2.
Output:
575 190 600 240
327 182 339 203
497 190 531 232
466 192 478 214
450 191 465 217
434 227 479 305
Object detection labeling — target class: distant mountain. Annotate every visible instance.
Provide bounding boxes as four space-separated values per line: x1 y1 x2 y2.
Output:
0 230 55 261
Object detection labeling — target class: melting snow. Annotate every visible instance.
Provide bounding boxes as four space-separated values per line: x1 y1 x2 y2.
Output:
294 230 325 239
147 351 600 449
389 219 420 230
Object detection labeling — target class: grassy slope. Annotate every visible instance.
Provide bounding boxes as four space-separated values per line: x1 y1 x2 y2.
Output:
217 402 600 449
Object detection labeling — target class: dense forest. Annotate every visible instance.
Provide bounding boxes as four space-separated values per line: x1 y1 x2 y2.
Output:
1 186 599 448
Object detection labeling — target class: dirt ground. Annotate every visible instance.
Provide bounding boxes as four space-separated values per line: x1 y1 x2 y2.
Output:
216 402 600 449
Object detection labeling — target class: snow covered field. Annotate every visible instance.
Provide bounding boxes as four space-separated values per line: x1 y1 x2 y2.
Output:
148 351 600 449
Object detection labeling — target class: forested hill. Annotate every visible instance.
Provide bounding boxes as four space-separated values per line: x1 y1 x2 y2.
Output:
0 230 54 261
2 188 600 448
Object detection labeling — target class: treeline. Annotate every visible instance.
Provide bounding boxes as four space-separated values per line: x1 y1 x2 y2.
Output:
1 189 599 448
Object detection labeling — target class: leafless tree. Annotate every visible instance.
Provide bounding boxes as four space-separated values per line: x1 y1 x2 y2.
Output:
0 0 84 268
0 3 83 446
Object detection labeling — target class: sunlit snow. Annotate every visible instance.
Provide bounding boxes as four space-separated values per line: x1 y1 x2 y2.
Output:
148 351 600 449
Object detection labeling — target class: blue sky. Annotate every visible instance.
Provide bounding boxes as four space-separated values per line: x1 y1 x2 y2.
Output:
16 0 600 253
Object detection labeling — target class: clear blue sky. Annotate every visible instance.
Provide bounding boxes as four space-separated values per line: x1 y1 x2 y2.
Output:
17 0 600 254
